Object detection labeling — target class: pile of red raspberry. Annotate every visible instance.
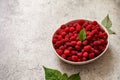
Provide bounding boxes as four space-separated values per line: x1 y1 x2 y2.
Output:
52 20 108 62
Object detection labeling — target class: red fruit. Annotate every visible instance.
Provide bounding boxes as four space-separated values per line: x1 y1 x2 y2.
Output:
89 53 95 59
71 50 77 55
67 57 72 61
59 45 65 50
91 21 98 25
72 55 78 62
86 36 91 40
94 50 99 55
83 40 88 45
71 41 76 46
83 52 89 57
64 27 69 33
74 23 82 32
74 33 78 38
77 41 82 46
61 54 66 59
64 37 69 42
89 32 94 37
82 57 87 61
86 25 92 31
78 20 85 25
70 36 76 41
75 45 81 50
52 38 57 44
82 21 89 28
56 29 62 34
64 49 70 56
77 59 81 62
84 45 92 51
65 42 71 47
77 52 82 58
61 32 66 37
56 49 63 55
67 47 73 50
69 27 75 32
57 35 62 40
60 25 66 29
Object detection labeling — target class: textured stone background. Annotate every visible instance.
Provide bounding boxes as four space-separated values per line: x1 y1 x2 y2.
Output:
0 0 120 80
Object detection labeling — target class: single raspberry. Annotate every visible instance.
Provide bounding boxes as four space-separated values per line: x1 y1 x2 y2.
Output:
70 36 76 41
75 45 81 50
76 41 82 46
67 47 73 50
84 45 92 51
71 50 77 55
71 41 76 46
89 53 95 59
82 57 87 61
83 52 89 57
77 52 82 58
52 38 57 44
61 32 66 37
91 21 98 25
77 59 81 62
64 49 70 56
69 27 75 32
74 23 82 32
61 54 66 59
57 35 62 40
83 40 88 46
64 27 69 33
78 20 85 25
60 25 66 29
72 55 78 62
56 49 63 55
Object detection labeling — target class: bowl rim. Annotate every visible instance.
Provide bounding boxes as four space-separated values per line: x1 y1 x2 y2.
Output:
52 19 109 65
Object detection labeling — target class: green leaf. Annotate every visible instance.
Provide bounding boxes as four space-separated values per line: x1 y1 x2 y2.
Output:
43 66 62 80
78 28 86 41
101 14 112 28
68 73 80 80
60 73 68 80
101 14 116 34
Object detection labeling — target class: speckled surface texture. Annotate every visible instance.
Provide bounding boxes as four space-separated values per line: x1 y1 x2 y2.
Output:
0 0 120 80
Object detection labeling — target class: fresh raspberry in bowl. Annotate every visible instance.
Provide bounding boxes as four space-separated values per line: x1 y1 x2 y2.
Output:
52 19 109 65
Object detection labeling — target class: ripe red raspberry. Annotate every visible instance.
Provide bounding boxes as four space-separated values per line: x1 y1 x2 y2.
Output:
77 52 82 58
82 57 87 61
71 41 76 46
91 21 98 25
72 55 78 62
61 32 66 37
77 41 82 46
71 50 77 55
67 47 73 50
64 49 70 56
60 25 66 29
67 57 72 61
70 36 76 41
89 53 95 59
59 45 65 50
84 45 92 51
83 52 89 57
56 49 63 55
77 59 81 62
74 23 82 32
75 45 81 50
61 54 66 59
83 40 88 45
57 35 62 40
86 36 91 40
69 27 75 32
82 21 89 28
78 20 85 25
64 27 69 33
52 38 57 44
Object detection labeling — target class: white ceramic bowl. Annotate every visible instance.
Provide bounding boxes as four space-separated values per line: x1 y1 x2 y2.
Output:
52 20 109 65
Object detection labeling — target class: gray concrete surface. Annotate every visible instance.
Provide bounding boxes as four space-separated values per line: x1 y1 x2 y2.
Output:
0 0 120 80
